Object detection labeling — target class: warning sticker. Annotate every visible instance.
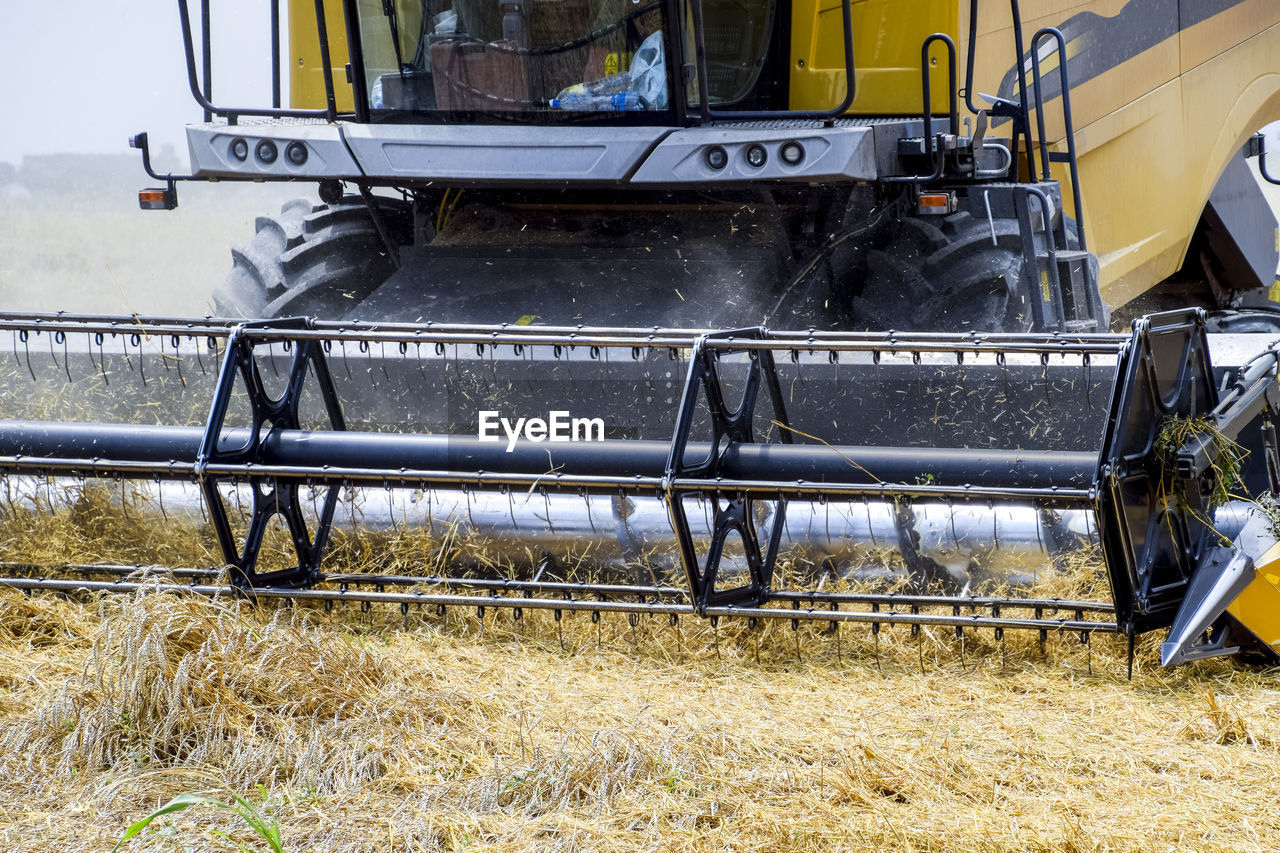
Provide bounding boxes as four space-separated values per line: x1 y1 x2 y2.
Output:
1269 279 1280 303
603 52 633 77
1040 270 1051 302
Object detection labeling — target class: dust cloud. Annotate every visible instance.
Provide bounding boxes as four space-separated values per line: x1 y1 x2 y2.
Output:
0 153 302 317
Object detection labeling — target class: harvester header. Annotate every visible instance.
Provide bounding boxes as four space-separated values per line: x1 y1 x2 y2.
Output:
2 309 1279 668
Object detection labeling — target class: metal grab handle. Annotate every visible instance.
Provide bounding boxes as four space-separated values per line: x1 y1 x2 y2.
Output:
1257 133 1280 186
883 33 957 185
974 142 1014 179
1030 26 1087 251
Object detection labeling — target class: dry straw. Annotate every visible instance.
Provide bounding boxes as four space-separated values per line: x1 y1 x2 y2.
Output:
2 487 1280 851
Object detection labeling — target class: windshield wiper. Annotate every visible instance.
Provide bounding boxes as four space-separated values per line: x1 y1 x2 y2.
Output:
382 0 407 76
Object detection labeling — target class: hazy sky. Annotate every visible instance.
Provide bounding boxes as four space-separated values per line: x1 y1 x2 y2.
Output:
0 2 274 168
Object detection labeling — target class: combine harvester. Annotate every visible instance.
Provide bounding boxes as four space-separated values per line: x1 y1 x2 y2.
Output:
4 0 1280 669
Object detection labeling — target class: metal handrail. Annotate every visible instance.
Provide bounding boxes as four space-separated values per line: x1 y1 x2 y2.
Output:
883 33 958 185
174 0 852 126
1257 133 1280 186
962 0 1035 180
0 312 1128 353
1030 27 1087 251
177 0 341 121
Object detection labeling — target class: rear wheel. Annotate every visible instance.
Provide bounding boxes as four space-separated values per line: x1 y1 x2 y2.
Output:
214 195 410 320
850 211 1107 333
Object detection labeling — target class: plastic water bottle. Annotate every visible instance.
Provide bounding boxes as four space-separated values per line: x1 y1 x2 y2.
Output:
550 90 645 111
550 31 667 111
553 71 631 104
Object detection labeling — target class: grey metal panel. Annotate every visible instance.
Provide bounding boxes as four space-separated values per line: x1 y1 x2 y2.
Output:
1207 333 1280 371
872 120 926 178
628 124 884 184
342 125 669 184
186 123 364 179
1204 144 1280 295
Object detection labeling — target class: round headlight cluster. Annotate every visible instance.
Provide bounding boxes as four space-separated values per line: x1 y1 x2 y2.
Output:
228 138 309 168
702 141 807 173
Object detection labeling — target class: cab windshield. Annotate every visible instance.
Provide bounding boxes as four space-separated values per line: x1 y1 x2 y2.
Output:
354 0 771 117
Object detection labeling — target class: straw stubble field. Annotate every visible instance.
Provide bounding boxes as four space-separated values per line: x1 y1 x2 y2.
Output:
4 584 1280 852
1 492 1280 851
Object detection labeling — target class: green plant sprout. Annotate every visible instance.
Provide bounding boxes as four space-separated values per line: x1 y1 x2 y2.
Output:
112 787 283 853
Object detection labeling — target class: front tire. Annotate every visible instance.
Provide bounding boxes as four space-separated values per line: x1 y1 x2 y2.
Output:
851 211 1107 333
214 195 410 319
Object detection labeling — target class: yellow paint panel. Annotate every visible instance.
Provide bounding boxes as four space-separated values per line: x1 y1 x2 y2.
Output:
1227 548 1280 657
1070 79 1188 306
1180 0 1279 73
789 0 957 114
289 0 355 112
1022 6 1280 304
1178 20 1280 210
965 14 1179 143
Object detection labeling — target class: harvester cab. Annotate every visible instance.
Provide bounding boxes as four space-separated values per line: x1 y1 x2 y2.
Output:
132 0 1109 334
5 1 1280 673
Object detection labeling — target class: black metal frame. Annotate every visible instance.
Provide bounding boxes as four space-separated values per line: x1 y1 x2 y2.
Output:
1091 310 1280 634
664 329 792 613
196 319 347 588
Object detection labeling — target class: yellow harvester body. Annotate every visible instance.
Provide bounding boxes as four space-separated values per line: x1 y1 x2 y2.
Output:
289 0 1280 315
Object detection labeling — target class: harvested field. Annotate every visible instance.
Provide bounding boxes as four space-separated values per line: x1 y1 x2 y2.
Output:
0 488 1278 852
3 585 1280 852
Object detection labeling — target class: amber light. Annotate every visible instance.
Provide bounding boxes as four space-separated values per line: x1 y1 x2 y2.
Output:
916 192 956 215
138 187 177 211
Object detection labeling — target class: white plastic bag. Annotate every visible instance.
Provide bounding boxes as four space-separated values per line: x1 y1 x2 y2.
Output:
628 31 667 109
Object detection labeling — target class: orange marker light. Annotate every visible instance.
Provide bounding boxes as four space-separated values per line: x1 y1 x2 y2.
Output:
138 187 177 211
916 192 956 215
